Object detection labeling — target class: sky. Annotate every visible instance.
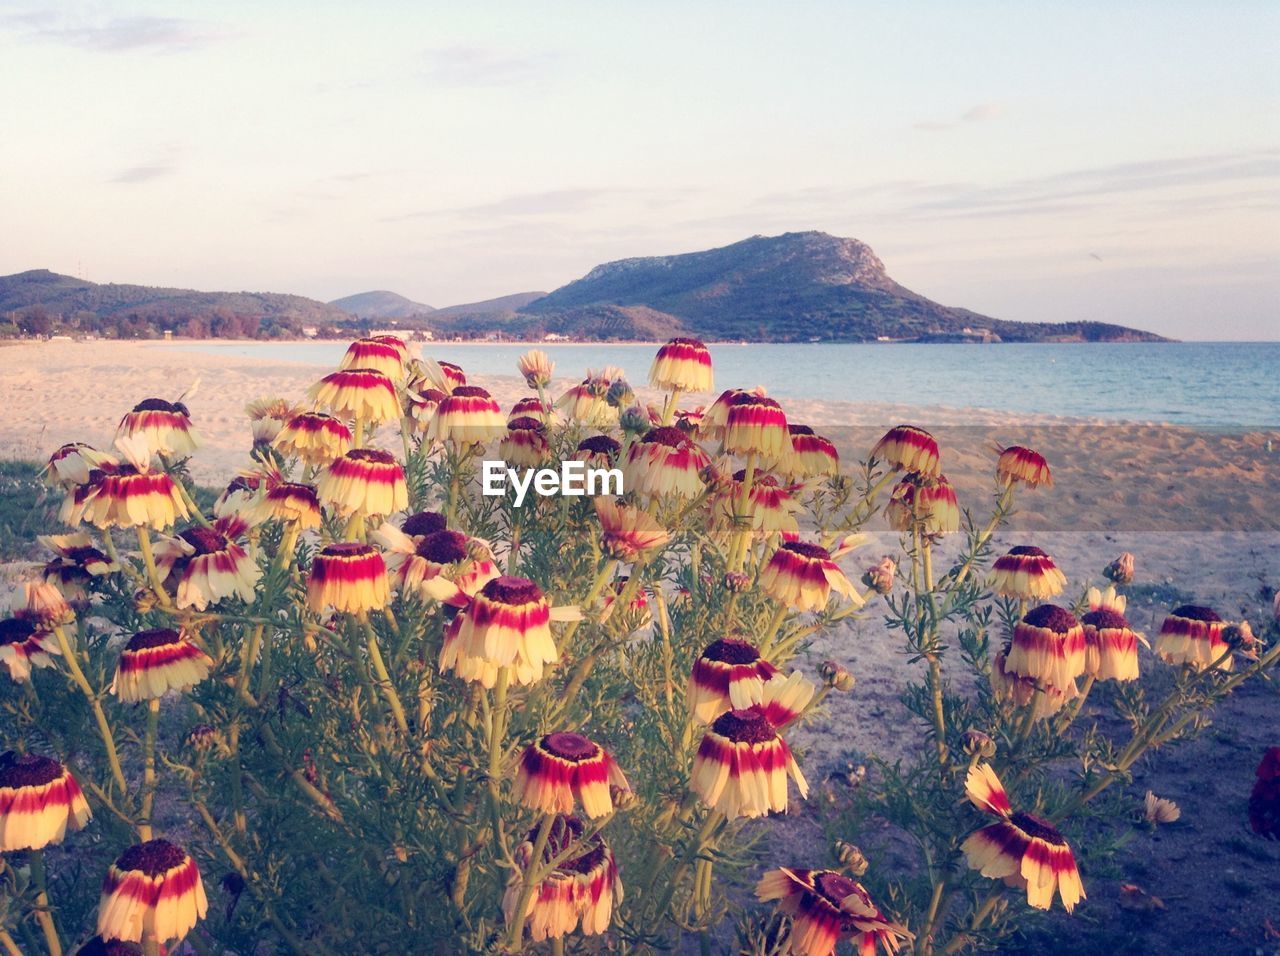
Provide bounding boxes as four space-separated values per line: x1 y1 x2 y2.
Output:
1 1 1277 339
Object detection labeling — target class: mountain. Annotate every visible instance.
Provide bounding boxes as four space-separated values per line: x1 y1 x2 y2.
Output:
432 291 547 322
329 290 435 319
517 232 1167 343
0 269 347 338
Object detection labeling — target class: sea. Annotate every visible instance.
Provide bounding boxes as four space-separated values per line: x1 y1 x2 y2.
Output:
179 341 1280 429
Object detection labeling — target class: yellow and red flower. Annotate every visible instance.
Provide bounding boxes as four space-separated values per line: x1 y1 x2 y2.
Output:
595 498 670 560
318 448 408 518
989 644 1076 718
500 416 550 469
244 397 305 447
885 472 959 536
688 638 780 723
649 337 714 393
690 704 808 819
246 481 323 529
1081 586 1143 682
760 541 864 612
63 446 189 532
340 338 405 381
961 763 1085 912
153 517 262 611
306 543 390 614
374 522 498 599
432 385 506 444
0 752 92 852
43 443 116 487
514 732 631 818
273 412 352 464
112 628 213 702
715 392 791 458
782 425 840 478
557 378 616 427
1155 604 1232 672
117 398 200 458
509 396 552 422
573 435 622 469
517 349 554 389
990 546 1067 600
503 815 621 941
622 426 711 500
1006 605 1086 693
402 386 446 435
997 445 1053 489
755 867 911 956
438 576 573 687
0 617 59 683
871 425 940 476
716 471 802 539
369 333 410 362
308 368 401 424
97 839 208 944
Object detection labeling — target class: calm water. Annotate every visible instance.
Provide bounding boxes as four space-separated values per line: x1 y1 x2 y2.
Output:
181 341 1280 428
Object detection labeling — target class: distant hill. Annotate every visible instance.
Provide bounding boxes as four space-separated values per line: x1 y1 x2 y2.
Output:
432 291 547 322
329 290 435 319
0 269 347 339
517 232 1167 343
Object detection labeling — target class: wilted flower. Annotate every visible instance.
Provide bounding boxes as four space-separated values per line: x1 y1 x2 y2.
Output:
996 445 1052 489
244 397 305 447
0 751 92 851
715 471 802 539
818 660 855 692
871 425 939 476
1143 791 1181 825
755 867 910 956
517 349 554 389
595 498 670 560
43 443 116 488
835 841 869 877
1156 605 1232 672
0 617 59 683
17 580 75 627
961 763 1085 912
503 815 621 941
98 839 208 944
989 546 1067 600
885 472 959 536
861 556 897 595
514 732 631 818
112 628 213 702
152 517 262 611
650 337 714 393
963 729 997 760
1104 552 1135 585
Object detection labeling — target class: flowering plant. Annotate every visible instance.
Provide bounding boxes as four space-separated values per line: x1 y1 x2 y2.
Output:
2 336 1276 955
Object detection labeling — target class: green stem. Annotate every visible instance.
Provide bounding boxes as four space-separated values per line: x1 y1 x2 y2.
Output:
28 850 62 956
49 625 128 794
0 930 23 956
136 526 172 607
139 697 160 840
506 812 556 950
360 613 410 736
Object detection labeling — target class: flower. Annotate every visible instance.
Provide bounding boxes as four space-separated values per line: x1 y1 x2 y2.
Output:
152 518 262 611
782 425 840 478
401 510 447 536
595 499 670 560
755 867 911 956
403 387 446 434
112 628 213 701
509 396 552 422
760 541 864 612
212 473 264 519
18 580 75 627
997 445 1053 489
39 532 118 597
374 523 497 599
0 752 92 851
718 392 791 458
861 556 897 596
340 338 404 381
246 481 323 529
649 337 714 393
439 576 570 687
117 398 200 458
423 359 468 393
503 815 621 941
244 397 305 447
97 839 208 944
817 660 855 692
1248 747 1280 840
690 705 808 819
317 448 408 518
307 543 390 614
1006 605 1086 693
1156 605 1233 672
514 732 631 818
557 378 617 426
369 333 409 361
715 471 801 539
432 385 506 444
518 349 555 389
989 644 1077 718
961 763 1085 912
871 425 940 476
990 546 1067 600
308 368 400 423
273 412 352 464
1104 552 1135 585
0 617 59 682
1143 791 1181 825
43 443 116 487
1081 587 1144 682
885 472 959 535
573 434 622 469
75 937 154 956
622 426 711 500
500 416 550 469
63 442 189 531
688 638 780 724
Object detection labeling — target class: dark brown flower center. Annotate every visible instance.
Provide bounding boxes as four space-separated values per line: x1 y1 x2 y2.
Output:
1010 811 1067 846
1172 604 1221 623
814 871 860 906
788 424 815 436
507 416 545 433
402 511 447 537
712 708 776 744
132 398 184 414
126 628 182 651
482 575 543 605
1023 605 1079 633
439 361 464 376
416 530 469 564
782 541 830 561
541 732 599 762
702 638 761 666
1083 609 1130 630
347 448 396 464
321 542 374 558
577 435 620 456
1008 546 1048 557
0 752 63 788
450 385 490 399
666 336 707 349
0 617 37 645
642 426 689 448
65 545 109 565
115 839 187 876
180 527 229 555
75 936 145 956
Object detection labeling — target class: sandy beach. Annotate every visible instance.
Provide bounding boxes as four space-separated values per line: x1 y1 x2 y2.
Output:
2 338 1278 950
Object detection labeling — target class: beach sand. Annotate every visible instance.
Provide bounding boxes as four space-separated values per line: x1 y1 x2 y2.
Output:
2 338 1278 950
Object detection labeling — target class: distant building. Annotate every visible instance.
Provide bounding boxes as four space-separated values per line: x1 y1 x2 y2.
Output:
543 332 570 342
302 326 319 338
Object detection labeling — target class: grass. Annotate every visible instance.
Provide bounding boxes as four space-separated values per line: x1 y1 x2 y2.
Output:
0 459 52 560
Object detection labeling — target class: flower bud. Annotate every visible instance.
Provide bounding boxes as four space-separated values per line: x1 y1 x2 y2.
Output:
606 379 636 409
132 588 157 614
818 660 856 692
1104 552 1135 585
835 841 869 877
962 729 997 760
861 556 897 595
516 350 554 389
724 571 751 593
187 724 219 751
612 785 640 812
619 403 651 437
